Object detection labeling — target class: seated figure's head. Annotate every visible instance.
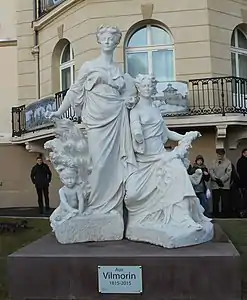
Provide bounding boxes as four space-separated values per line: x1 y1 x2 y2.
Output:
96 25 122 53
135 74 158 98
59 167 77 188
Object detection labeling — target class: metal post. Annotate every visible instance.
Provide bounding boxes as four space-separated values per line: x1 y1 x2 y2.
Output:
220 78 225 116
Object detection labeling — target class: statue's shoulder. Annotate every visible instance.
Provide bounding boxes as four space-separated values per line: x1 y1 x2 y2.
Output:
59 186 65 193
77 60 99 80
84 59 95 67
130 104 141 117
84 57 106 69
113 62 122 70
79 59 102 72
79 60 91 72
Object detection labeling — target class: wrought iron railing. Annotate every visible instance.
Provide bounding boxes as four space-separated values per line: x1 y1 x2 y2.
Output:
12 91 67 137
11 76 247 137
188 76 247 116
25 96 57 133
35 0 66 19
161 76 247 117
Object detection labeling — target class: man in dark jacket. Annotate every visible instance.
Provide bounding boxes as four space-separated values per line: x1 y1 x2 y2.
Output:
230 163 241 217
237 149 247 213
188 155 210 215
31 156 52 214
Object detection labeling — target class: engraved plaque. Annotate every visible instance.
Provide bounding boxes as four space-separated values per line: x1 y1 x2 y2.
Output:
98 266 143 294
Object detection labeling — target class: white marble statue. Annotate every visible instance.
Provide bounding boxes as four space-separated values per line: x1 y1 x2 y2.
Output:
48 25 137 243
45 25 214 247
44 118 91 243
124 74 214 248
50 166 86 229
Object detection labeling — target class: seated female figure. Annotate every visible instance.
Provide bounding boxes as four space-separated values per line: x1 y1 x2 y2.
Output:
125 74 213 248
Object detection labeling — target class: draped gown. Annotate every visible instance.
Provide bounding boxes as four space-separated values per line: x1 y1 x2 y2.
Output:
64 60 136 214
125 102 210 228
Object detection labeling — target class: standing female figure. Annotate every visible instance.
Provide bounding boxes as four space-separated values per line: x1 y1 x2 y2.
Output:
50 26 136 216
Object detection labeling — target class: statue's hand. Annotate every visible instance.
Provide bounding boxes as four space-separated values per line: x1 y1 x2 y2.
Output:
185 131 201 140
135 133 144 144
179 131 200 146
71 208 79 216
44 140 52 150
46 111 60 119
125 96 138 109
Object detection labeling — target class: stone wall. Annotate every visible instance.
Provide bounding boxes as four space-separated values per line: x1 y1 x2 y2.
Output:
207 0 245 76
35 0 214 98
0 0 18 136
16 0 36 104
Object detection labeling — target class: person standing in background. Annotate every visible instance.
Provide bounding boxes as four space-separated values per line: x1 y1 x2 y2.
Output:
230 162 241 217
188 155 210 216
237 149 247 216
31 156 52 215
210 149 232 218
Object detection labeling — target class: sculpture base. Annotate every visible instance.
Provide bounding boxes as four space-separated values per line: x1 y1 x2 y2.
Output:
126 221 214 248
8 225 241 300
53 211 124 244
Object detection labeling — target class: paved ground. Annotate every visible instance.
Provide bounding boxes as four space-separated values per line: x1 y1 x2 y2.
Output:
0 207 54 218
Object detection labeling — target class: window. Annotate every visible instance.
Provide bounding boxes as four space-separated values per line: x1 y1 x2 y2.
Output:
60 43 75 91
125 25 175 82
231 28 247 78
38 0 66 18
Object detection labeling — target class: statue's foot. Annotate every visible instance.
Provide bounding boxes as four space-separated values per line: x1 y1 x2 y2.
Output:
195 223 203 231
184 217 203 231
186 222 203 231
201 214 212 223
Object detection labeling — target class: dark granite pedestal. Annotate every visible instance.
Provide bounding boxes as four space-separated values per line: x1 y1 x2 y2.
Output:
8 225 241 300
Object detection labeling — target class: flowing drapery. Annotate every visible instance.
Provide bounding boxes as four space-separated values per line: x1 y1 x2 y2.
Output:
67 61 136 213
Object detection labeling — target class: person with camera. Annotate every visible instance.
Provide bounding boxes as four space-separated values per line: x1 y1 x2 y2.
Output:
210 149 232 218
187 155 210 216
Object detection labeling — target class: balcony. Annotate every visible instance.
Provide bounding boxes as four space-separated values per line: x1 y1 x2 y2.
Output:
11 76 247 139
35 0 66 19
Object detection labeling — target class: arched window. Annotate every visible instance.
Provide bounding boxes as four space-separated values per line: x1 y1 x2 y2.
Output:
125 24 175 82
60 42 75 90
231 28 247 78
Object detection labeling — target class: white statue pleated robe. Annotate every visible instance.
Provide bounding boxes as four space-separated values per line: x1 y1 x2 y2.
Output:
64 60 136 214
125 102 209 227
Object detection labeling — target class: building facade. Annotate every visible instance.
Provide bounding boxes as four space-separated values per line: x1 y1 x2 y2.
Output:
0 0 22 208
5 0 247 207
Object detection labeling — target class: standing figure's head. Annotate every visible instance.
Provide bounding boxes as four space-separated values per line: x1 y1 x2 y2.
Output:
96 25 122 53
135 74 158 99
216 148 225 161
242 148 247 158
59 167 77 188
195 154 204 166
36 156 43 165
